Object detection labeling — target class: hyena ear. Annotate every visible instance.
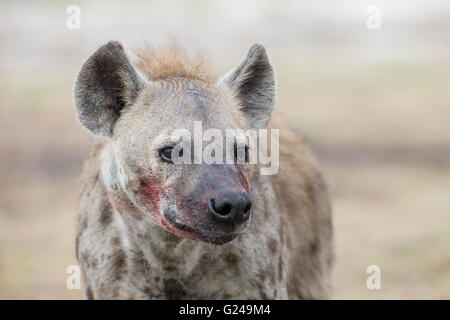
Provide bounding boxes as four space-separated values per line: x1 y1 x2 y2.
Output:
221 44 275 128
74 41 144 137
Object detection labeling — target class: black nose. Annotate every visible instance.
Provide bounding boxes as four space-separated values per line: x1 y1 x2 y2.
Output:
208 190 252 224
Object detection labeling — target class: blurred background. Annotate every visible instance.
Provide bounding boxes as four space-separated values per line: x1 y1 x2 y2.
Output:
0 0 449 299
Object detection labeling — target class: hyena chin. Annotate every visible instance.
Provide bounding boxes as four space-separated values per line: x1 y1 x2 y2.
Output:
74 41 334 300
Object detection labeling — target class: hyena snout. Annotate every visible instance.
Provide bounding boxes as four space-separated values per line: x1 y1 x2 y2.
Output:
208 190 252 224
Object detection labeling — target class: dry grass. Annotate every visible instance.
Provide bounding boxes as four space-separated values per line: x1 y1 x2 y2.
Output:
276 61 450 299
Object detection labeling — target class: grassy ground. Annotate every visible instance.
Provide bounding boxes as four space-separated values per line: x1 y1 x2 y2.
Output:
0 58 449 299
278 61 450 299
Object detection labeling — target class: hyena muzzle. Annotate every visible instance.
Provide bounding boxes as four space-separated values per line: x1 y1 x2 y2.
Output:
73 41 333 299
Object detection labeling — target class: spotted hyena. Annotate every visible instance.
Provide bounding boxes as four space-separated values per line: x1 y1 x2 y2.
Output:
73 41 333 299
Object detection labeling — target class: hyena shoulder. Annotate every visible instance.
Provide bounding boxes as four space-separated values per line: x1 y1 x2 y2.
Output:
268 116 334 298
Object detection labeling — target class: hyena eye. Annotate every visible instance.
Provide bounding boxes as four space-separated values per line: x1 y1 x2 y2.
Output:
159 147 174 163
159 147 183 163
234 143 249 164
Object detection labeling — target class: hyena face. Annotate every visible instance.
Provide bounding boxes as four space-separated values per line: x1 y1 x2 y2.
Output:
74 41 275 244
111 83 253 244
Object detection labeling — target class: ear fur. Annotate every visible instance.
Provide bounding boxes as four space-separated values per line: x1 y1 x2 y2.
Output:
74 41 144 136
221 44 275 128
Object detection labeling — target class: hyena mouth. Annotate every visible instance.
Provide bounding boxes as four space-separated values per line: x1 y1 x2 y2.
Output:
161 215 241 245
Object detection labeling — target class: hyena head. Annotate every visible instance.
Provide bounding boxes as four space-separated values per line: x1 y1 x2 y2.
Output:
74 41 275 244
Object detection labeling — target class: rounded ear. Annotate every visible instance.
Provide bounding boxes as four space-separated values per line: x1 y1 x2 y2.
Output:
74 41 145 137
221 44 276 129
